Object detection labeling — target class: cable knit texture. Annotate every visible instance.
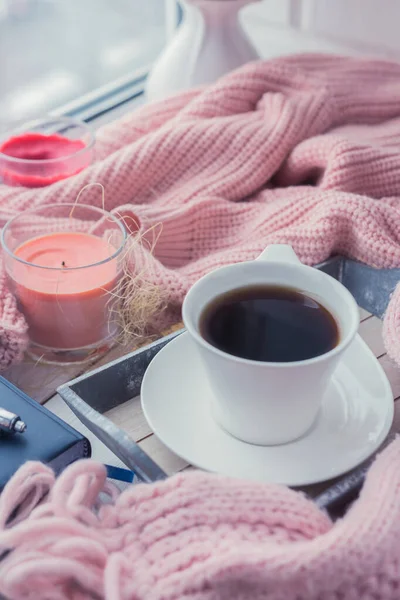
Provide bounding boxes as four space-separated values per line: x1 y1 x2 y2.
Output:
2 55 400 364
1 440 400 599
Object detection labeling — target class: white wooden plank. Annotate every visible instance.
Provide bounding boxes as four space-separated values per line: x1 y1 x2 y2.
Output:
359 307 372 322
378 354 400 401
358 316 385 358
139 435 188 475
104 396 151 442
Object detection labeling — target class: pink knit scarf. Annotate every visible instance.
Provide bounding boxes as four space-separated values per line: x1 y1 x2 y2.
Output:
1 440 400 599
2 54 400 368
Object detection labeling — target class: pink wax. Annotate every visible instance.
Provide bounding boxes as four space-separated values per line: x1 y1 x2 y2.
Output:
8 232 120 350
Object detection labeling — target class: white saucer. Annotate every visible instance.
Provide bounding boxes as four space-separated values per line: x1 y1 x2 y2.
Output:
141 332 394 486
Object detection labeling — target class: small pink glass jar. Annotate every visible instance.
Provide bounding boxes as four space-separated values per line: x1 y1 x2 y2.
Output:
1 204 126 364
0 116 94 187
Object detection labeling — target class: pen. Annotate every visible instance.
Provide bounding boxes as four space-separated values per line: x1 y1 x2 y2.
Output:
0 408 26 434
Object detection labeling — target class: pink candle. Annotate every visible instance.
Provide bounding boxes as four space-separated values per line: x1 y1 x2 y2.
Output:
0 133 89 187
8 232 119 350
2 203 126 363
0 117 94 188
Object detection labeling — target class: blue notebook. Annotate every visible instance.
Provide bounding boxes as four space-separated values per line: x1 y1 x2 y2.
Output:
0 376 91 489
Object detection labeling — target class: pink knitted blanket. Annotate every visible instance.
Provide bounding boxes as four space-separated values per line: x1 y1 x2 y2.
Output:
1 441 400 599
2 54 400 367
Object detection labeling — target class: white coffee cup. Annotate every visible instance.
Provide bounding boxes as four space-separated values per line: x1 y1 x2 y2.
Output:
182 244 359 445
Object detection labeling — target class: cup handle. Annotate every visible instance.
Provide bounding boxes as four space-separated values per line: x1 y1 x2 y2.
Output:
256 244 301 265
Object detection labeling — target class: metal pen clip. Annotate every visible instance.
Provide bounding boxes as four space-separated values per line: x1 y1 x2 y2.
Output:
0 408 26 434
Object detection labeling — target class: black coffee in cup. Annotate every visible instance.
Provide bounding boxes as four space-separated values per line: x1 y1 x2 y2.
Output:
199 285 339 363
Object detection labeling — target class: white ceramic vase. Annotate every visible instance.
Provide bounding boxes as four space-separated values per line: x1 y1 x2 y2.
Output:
146 0 260 102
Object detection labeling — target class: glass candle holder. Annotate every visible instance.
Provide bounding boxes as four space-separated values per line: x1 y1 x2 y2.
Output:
1 204 126 364
0 116 94 187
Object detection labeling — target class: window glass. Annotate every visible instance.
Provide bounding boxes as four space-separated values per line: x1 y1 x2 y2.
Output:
0 0 166 122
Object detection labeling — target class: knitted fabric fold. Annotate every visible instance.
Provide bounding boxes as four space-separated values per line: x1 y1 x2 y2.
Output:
1 439 400 599
3 55 400 364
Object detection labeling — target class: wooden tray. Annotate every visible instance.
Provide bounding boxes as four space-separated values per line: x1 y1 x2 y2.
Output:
57 255 400 516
